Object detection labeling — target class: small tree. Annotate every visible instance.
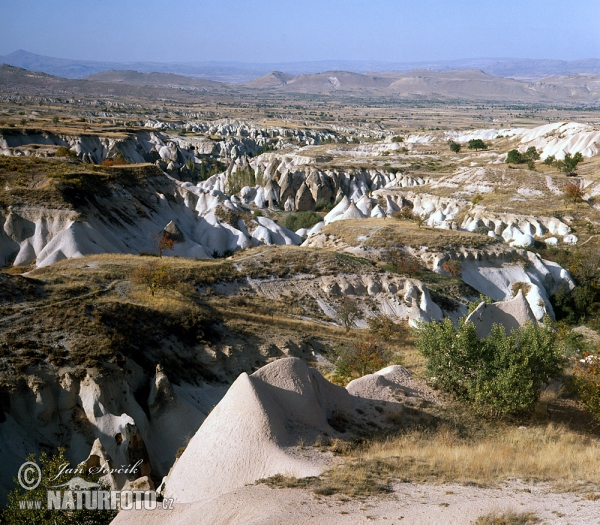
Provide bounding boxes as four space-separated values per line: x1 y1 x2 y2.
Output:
152 232 176 258
563 182 585 205
506 149 523 164
562 152 584 172
448 140 461 153
467 139 487 151
333 339 392 383
524 146 540 161
338 297 360 332
132 261 175 297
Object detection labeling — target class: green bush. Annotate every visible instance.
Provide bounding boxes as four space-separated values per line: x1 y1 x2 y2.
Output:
314 198 333 212
55 146 78 158
467 139 488 151
283 211 322 232
414 318 565 415
448 140 461 153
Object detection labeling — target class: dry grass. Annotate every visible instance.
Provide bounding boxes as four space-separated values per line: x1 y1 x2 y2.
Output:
334 423 600 491
322 218 495 250
263 421 600 498
473 511 539 525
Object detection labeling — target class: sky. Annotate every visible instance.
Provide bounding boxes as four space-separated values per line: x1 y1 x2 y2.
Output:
0 0 599 64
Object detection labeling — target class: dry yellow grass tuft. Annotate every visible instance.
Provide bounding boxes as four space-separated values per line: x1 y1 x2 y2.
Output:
339 423 600 490
473 510 539 525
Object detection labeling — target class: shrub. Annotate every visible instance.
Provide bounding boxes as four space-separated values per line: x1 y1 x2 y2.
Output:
391 135 404 143
393 206 414 221
511 281 531 297
101 153 127 167
563 182 585 204
574 352 600 422
467 139 487 150
448 140 461 153
367 315 407 340
388 249 421 277
131 261 175 296
55 146 78 158
471 194 484 205
441 259 462 277
506 149 523 164
283 211 321 232
314 198 333 212
414 318 565 415
333 339 392 383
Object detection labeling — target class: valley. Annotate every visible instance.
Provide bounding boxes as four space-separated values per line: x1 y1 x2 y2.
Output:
1 60 600 525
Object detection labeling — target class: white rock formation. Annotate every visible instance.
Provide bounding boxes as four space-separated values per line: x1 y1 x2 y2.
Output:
465 290 537 338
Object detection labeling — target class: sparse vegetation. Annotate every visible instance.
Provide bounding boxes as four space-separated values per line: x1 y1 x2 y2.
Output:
441 259 462 277
473 511 540 525
131 261 175 297
282 210 322 232
332 338 393 384
54 146 78 158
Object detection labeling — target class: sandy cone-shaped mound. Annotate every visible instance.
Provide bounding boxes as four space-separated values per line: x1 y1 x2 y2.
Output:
164 357 354 503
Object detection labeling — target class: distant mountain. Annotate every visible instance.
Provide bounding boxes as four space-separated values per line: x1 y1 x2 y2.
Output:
86 70 226 89
244 68 600 102
1 50 600 83
247 70 391 92
0 64 227 99
2 63 600 104
245 71 295 88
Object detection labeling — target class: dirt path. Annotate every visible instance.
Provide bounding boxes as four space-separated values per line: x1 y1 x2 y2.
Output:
110 480 600 525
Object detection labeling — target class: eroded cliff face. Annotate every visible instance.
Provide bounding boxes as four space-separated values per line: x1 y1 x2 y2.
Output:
0 362 225 504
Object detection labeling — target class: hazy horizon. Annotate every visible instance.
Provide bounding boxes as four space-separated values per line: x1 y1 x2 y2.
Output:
1 0 599 64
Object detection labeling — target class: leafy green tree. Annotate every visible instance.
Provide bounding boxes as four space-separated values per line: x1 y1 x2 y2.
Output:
448 140 461 153
414 318 565 415
562 152 584 172
467 139 487 151
524 146 540 161
506 149 523 164
1 448 117 525
544 155 555 166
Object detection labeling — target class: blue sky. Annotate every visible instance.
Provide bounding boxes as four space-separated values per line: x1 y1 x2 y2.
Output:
0 0 598 63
